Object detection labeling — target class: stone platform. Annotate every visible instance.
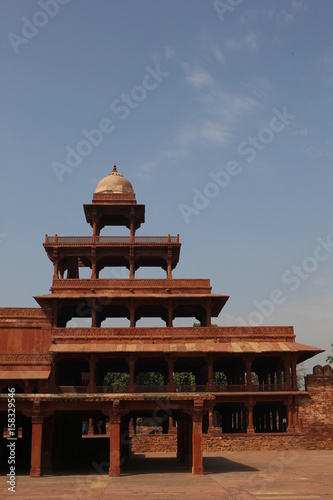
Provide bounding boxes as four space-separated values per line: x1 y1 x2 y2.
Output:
1 450 332 499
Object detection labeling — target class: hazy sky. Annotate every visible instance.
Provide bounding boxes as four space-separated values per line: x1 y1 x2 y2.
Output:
0 0 332 370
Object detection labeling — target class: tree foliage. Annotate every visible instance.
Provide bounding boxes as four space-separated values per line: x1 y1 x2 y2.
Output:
173 371 195 387
104 372 129 387
326 343 333 365
135 372 164 386
213 372 227 385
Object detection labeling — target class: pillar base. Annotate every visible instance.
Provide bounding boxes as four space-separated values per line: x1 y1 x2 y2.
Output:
30 467 41 477
109 466 120 476
192 466 204 475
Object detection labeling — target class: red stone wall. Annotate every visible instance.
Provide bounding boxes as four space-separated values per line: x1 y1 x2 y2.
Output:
299 366 333 450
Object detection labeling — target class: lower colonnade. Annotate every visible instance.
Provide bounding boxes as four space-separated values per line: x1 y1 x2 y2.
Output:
0 391 302 477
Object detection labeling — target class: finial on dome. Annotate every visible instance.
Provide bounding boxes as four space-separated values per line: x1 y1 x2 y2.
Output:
112 165 117 173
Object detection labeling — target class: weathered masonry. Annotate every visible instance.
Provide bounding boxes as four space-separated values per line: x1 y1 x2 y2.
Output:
0 166 329 477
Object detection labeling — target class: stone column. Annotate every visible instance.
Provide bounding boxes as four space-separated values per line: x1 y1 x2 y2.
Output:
129 247 135 279
287 398 293 433
88 356 96 393
167 245 172 279
167 356 175 392
30 416 44 477
284 354 291 390
130 209 135 241
130 301 135 327
92 217 97 237
167 303 173 327
88 418 94 436
91 247 97 279
53 257 58 280
91 306 97 328
208 409 214 433
247 400 255 434
192 405 204 475
109 413 121 476
245 356 253 391
128 356 135 392
277 367 282 386
168 415 176 434
207 356 214 391
291 354 298 390
203 299 211 327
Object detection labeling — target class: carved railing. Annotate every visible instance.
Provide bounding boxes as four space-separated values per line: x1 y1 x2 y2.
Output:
95 385 129 394
54 383 289 394
254 384 286 392
44 235 180 245
52 278 211 290
51 326 295 342
134 385 167 393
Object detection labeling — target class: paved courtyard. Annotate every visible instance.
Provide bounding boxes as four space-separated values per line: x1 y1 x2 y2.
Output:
1 450 332 499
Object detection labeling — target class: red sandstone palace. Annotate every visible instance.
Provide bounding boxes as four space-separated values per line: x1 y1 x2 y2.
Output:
1 166 332 477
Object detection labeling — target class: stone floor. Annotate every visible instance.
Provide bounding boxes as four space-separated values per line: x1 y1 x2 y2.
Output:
1 450 332 499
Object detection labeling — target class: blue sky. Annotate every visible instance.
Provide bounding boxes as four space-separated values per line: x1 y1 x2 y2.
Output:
0 0 332 370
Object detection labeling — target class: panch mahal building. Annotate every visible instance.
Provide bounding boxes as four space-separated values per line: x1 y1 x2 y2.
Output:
0 166 332 477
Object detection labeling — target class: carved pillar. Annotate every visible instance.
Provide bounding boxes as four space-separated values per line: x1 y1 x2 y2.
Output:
91 247 97 279
129 300 135 327
168 415 175 434
167 245 172 279
30 412 44 477
292 397 297 428
88 418 94 436
88 356 96 393
207 355 214 391
245 356 253 391
130 209 135 241
247 400 255 434
287 398 293 433
109 412 121 476
92 207 98 237
167 356 175 392
291 354 298 390
91 306 97 328
192 402 204 475
53 248 58 280
129 247 134 279
277 367 282 385
129 356 135 392
205 298 211 327
167 302 173 327
208 408 214 434
284 354 291 390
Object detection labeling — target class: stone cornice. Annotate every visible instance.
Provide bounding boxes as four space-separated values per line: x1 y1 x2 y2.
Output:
0 354 52 364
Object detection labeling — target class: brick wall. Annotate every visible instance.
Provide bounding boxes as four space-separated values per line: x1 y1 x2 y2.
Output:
299 365 333 449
